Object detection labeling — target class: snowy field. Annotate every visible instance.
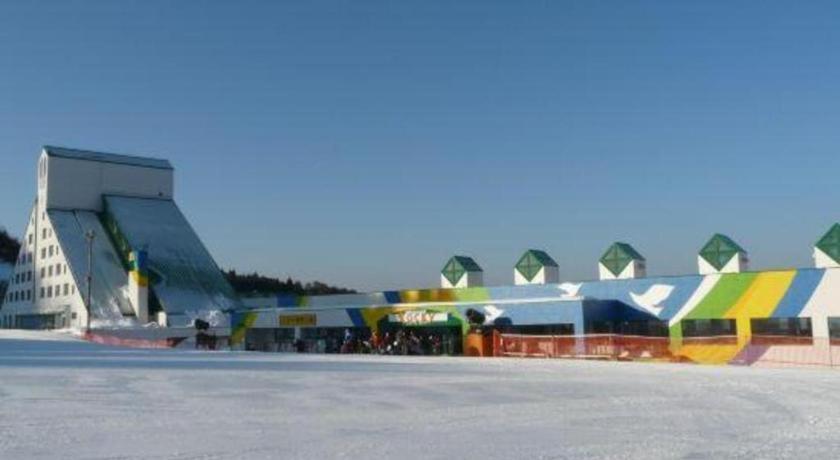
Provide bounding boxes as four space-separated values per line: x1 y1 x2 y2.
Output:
2 331 840 459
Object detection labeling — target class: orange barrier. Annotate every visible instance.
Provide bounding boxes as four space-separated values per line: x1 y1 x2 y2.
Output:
498 334 678 362
497 334 840 368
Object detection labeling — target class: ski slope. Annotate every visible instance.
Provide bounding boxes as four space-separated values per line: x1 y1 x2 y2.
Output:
1 331 840 459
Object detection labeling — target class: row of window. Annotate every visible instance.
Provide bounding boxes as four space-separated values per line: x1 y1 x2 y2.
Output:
41 263 68 279
8 263 68 287
11 270 33 284
39 283 75 300
5 289 32 303
584 317 830 339
5 282 76 304
15 243 61 265
682 318 815 338
1 312 78 330
4 283 76 304
41 244 60 260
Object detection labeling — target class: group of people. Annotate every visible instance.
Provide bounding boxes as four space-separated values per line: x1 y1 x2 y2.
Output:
336 329 449 355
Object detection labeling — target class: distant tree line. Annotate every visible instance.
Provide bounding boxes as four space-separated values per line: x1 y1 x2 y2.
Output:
224 270 357 297
0 228 21 265
0 228 19 306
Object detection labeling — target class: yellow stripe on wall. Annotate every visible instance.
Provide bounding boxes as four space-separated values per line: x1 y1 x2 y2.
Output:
723 270 796 339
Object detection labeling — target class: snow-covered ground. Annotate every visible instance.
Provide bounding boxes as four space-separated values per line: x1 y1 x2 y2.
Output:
2 331 840 459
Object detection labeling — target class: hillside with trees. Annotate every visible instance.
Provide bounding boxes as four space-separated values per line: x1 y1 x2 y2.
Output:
0 228 19 304
224 270 357 297
0 228 20 265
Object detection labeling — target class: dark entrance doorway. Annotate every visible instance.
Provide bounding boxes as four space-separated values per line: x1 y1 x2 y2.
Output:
377 314 463 355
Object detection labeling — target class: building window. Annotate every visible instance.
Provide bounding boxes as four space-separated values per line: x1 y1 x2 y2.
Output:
41 248 46 259
48 246 53 257
40 267 45 278
48 266 53 277
27 290 31 301
40 287 44 299
47 286 53 298
588 320 669 337
751 318 812 337
42 228 47 239
28 234 33 244
681 319 737 338
27 271 32 281
827 318 840 340
63 284 69 296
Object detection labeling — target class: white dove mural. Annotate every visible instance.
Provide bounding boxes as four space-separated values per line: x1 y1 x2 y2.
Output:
629 284 675 317
482 305 505 324
558 282 583 299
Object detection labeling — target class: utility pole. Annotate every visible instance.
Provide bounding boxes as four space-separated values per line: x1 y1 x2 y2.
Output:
84 229 95 334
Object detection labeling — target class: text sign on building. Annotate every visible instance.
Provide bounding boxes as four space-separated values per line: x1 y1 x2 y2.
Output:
279 314 317 327
388 311 449 325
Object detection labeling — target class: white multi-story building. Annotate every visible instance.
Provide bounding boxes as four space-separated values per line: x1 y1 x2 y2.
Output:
1 146 239 330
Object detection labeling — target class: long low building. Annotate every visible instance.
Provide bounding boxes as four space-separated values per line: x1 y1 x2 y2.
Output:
235 233 840 365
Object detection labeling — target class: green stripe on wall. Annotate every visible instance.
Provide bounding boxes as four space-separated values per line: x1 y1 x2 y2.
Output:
684 272 758 320
454 287 491 302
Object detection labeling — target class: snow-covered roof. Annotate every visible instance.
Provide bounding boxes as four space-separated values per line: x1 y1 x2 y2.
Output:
103 195 240 317
44 145 173 170
49 210 136 320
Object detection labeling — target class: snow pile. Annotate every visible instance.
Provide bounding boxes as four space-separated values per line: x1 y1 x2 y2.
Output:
1 330 840 459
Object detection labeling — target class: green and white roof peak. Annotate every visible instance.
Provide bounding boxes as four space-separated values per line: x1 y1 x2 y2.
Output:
814 223 840 268
598 242 646 280
515 249 559 285
698 233 748 274
440 256 483 288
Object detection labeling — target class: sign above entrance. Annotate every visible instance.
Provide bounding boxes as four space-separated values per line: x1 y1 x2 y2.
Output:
388 311 449 325
279 314 316 327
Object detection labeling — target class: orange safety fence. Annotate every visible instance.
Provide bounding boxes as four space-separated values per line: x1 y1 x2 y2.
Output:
496 333 840 368
497 334 678 362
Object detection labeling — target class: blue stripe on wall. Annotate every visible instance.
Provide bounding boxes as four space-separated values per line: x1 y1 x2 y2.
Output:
347 309 367 327
772 269 825 318
383 291 401 304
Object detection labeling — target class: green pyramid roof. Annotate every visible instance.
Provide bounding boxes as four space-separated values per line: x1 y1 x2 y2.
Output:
515 249 558 281
599 242 644 277
441 256 482 286
816 223 840 264
699 233 746 271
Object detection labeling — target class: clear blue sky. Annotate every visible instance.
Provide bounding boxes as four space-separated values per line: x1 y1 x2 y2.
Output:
1 1 839 291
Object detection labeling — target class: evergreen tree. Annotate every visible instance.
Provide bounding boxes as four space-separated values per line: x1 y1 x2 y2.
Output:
0 228 21 264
